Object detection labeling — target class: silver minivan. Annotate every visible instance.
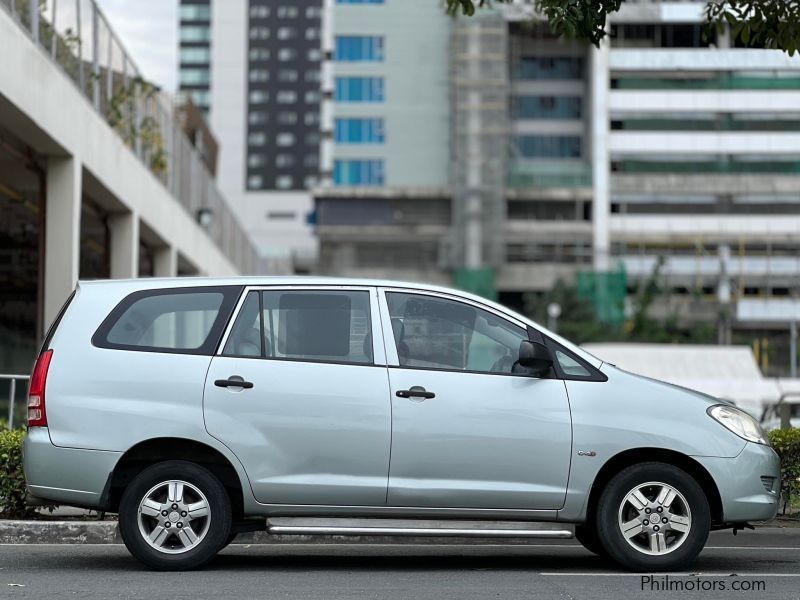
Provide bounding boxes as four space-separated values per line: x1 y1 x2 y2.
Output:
24 278 779 571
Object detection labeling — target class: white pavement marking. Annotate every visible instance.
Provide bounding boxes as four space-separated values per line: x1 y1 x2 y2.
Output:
540 573 800 577
705 546 800 550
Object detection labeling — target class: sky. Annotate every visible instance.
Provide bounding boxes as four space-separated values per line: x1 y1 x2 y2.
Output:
96 0 178 93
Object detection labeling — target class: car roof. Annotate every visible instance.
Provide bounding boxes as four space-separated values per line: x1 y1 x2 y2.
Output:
79 275 465 293
77 276 603 368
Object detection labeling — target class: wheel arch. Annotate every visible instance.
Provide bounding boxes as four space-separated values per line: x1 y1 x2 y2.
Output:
584 448 723 526
103 437 247 519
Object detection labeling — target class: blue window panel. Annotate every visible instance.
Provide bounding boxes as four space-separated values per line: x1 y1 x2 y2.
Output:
334 77 385 102
516 136 582 158
334 160 385 185
335 36 385 61
334 118 386 143
337 0 384 3
515 96 582 119
514 57 584 80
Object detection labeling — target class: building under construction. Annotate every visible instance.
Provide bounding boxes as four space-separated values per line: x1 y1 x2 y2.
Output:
314 0 800 370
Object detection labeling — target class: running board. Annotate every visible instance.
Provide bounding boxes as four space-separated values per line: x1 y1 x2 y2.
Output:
265 517 574 539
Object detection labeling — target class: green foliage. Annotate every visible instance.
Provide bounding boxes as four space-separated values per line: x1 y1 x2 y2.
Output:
449 0 800 56
525 279 623 344
0 429 32 518
769 428 800 512
706 1 800 56
106 78 169 179
0 429 57 519
534 0 622 46
524 258 717 346
445 0 503 17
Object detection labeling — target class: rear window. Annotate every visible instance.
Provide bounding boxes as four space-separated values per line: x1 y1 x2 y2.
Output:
93 286 242 354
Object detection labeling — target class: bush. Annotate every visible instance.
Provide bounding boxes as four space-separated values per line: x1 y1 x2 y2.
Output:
0 428 57 518
0 428 32 518
769 428 800 513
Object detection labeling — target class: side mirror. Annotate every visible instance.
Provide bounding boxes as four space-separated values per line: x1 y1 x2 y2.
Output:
518 340 553 375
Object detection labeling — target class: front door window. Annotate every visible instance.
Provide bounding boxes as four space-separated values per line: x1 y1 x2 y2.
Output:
385 292 528 375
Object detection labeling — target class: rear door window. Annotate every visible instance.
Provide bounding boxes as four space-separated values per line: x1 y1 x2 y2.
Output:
93 286 242 354
222 289 373 365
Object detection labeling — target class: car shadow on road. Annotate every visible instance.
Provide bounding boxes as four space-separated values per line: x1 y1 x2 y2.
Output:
194 547 794 574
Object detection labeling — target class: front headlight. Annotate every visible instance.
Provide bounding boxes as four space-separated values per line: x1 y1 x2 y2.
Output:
707 404 770 445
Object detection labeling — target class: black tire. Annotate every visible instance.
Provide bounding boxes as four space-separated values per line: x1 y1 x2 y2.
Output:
119 460 232 571
575 523 606 556
221 533 238 550
596 462 710 572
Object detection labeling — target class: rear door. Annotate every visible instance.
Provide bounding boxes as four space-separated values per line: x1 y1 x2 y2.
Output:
203 286 392 506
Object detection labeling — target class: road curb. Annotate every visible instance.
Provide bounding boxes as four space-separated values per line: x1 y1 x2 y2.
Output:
1 520 797 545
0 520 122 544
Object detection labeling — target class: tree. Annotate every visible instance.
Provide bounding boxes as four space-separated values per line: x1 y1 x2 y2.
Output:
445 0 800 55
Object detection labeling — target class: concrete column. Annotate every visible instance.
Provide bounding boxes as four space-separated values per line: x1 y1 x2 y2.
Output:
319 0 336 186
591 39 611 272
153 246 178 277
464 21 483 270
109 212 139 278
44 156 81 329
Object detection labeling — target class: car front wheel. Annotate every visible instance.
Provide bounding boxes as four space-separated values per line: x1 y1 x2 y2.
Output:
596 462 711 571
575 523 606 556
119 460 232 570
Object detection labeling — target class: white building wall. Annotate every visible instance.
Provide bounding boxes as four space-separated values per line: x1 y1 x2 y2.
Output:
0 8 243 325
328 0 451 187
210 0 248 220
595 5 800 283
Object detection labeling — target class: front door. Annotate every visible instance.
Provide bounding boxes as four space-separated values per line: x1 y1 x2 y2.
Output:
380 290 572 510
204 287 391 506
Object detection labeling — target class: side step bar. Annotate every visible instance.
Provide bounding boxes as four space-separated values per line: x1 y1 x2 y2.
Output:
265 518 574 539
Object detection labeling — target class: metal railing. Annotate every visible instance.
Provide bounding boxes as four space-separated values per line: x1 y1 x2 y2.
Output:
0 374 29 430
507 162 593 188
0 0 261 274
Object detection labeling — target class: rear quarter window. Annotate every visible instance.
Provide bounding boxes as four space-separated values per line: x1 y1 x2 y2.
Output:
92 286 242 355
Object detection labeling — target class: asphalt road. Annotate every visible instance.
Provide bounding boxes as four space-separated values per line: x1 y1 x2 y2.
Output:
1 529 799 600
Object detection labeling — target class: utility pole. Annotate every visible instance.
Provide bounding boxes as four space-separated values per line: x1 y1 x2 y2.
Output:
717 244 732 345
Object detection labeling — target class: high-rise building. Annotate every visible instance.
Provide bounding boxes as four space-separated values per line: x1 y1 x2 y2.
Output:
178 0 323 270
314 0 800 364
178 0 212 115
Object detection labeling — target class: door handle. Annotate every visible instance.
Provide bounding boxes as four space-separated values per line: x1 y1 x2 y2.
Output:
396 386 435 399
215 377 254 389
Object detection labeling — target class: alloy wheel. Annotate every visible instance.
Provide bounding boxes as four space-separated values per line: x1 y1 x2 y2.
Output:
136 480 211 554
617 481 692 556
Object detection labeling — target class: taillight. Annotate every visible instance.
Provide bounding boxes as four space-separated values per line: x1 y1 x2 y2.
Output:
28 349 53 427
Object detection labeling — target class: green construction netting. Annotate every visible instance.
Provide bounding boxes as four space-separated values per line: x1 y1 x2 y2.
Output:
577 267 627 326
453 268 497 301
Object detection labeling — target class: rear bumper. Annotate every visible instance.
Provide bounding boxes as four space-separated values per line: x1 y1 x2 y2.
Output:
23 428 121 508
694 441 780 523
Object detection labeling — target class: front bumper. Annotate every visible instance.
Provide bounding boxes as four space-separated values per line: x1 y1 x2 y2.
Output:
23 427 121 508
694 441 780 523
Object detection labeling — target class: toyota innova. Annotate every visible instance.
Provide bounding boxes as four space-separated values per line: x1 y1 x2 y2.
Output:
23 278 779 571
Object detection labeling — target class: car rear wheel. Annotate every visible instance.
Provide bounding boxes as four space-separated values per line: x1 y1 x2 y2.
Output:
596 462 710 571
119 460 232 570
